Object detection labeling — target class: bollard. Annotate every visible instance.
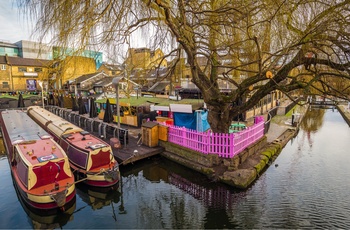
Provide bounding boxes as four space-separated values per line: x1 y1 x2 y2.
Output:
110 137 121 149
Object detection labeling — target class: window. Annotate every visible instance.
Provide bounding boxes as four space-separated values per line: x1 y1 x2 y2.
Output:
1 65 6 70
34 68 42 72
2 82 9 89
18 67 27 72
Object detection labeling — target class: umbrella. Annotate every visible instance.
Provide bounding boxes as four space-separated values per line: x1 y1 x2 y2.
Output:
59 94 64 108
53 94 59 106
78 97 87 114
103 98 114 123
17 93 25 108
72 96 79 111
89 97 98 118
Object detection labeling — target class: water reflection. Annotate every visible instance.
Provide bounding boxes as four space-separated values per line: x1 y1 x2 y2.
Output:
0 137 6 155
1 108 350 228
300 107 325 132
75 183 120 211
14 177 76 229
120 158 241 229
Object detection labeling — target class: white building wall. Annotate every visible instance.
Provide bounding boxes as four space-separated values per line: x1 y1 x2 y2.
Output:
15 40 52 60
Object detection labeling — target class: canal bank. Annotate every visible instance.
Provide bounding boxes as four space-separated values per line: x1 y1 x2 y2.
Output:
159 100 308 189
336 102 350 126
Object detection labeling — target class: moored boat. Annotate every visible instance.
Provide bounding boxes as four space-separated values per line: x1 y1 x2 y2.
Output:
0 110 76 210
27 106 120 187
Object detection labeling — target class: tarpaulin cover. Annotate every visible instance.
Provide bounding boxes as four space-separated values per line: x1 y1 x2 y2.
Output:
197 110 210 132
173 112 196 130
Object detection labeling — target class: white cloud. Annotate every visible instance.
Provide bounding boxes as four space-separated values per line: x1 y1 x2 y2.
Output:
0 1 34 43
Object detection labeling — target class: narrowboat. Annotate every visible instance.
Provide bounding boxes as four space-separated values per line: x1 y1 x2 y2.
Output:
27 106 119 187
0 110 76 210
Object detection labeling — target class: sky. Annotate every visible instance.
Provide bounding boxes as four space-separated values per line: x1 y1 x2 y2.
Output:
0 1 34 43
0 1 163 63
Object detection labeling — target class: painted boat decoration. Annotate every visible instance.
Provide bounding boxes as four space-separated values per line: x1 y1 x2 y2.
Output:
0 110 76 210
27 106 119 187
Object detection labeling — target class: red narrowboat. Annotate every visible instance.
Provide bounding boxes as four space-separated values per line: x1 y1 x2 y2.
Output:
0 110 76 210
27 106 119 187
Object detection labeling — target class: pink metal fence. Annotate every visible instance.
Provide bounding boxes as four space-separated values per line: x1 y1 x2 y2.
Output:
167 116 265 158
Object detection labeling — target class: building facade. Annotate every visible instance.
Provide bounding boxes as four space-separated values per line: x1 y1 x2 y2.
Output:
0 40 102 92
0 55 50 92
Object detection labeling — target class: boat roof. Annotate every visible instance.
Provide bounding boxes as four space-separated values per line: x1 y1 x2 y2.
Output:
28 106 83 136
1 110 51 143
27 106 110 151
17 139 67 166
1 110 67 166
62 131 109 151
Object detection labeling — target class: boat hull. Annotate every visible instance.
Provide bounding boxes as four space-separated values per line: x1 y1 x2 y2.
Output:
12 171 76 211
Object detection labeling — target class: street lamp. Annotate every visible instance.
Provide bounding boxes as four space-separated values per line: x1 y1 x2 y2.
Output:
112 77 122 129
38 80 44 109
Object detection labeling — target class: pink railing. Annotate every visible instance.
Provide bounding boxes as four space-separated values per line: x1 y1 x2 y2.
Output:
167 116 265 158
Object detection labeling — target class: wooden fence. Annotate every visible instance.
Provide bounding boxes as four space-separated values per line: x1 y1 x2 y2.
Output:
167 116 265 158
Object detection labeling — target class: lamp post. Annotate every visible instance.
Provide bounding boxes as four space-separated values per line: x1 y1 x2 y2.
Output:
38 80 44 109
112 77 122 129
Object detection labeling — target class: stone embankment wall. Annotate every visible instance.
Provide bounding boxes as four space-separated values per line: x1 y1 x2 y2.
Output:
220 128 296 189
160 136 267 179
337 103 350 126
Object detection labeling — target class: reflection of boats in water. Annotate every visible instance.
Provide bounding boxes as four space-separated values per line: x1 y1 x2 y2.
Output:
0 110 76 211
76 182 120 210
13 176 76 229
27 106 120 187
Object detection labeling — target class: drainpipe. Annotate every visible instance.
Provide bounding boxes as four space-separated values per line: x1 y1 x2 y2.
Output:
5 55 14 91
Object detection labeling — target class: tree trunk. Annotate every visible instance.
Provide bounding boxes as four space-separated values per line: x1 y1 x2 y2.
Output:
206 102 232 133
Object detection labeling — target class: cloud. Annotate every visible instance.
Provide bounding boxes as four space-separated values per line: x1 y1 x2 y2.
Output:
0 1 34 43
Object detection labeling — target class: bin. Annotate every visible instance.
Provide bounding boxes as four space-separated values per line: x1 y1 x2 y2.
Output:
142 121 159 147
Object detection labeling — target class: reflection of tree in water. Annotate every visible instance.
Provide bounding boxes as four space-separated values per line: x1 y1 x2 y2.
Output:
161 159 239 229
121 157 240 228
299 108 325 147
300 108 325 132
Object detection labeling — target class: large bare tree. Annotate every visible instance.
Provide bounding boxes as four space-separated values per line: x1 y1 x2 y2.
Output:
19 0 350 133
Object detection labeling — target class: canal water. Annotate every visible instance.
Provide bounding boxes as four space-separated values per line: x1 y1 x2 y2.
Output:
0 107 350 229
